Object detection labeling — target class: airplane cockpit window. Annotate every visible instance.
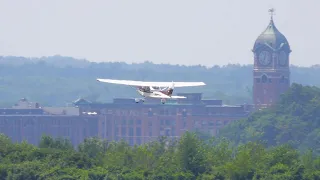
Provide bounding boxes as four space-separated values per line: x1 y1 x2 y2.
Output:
140 87 151 93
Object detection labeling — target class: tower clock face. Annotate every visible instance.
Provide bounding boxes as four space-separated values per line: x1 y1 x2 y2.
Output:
279 51 287 66
258 51 271 66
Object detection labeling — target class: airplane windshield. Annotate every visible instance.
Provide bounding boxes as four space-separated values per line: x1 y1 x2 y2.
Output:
140 87 151 93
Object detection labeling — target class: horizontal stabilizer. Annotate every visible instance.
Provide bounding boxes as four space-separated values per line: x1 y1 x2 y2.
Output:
170 96 187 99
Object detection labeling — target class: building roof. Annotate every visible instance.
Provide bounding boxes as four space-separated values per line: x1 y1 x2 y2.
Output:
73 98 92 106
82 102 205 109
0 108 44 115
253 14 291 52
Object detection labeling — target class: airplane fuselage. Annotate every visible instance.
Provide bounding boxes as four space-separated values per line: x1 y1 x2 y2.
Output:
96 78 206 104
136 86 172 104
137 89 167 98
137 89 152 97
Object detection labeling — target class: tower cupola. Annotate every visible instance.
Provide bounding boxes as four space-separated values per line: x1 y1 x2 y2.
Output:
253 9 291 53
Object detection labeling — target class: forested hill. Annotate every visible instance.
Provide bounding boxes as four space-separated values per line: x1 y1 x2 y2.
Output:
219 83 320 153
0 55 319 107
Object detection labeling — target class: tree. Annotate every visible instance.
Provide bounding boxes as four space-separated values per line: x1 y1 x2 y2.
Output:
176 132 207 176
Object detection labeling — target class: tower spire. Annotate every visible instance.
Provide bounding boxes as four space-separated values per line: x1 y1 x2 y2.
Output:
268 8 275 20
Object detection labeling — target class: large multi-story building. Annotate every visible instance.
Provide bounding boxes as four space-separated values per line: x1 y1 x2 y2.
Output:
0 93 252 146
75 93 252 146
0 98 100 147
0 10 291 146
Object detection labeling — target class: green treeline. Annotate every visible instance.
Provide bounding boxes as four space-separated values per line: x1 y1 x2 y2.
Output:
0 133 319 179
0 55 320 107
219 83 320 154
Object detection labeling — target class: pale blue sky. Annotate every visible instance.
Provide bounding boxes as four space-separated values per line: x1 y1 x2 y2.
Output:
0 0 319 67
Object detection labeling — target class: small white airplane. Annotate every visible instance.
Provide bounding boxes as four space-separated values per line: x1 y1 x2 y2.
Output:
96 78 206 104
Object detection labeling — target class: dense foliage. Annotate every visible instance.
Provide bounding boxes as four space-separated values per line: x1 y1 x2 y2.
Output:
0 55 320 107
219 83 320 154
0 133 319 179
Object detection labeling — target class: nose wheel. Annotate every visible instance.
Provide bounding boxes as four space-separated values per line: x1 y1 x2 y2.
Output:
161 99 166 104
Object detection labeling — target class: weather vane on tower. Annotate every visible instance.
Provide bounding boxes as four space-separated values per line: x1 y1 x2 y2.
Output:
268 8 275 20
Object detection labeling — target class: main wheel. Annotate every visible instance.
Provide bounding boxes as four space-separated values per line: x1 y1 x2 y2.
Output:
135 98 140 103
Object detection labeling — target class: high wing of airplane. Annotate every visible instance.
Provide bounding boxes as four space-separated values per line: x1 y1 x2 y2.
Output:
96 79 205 87
96 78 206 104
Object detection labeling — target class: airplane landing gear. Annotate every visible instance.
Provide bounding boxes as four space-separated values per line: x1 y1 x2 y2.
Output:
161 99 166 104
134 98 145 103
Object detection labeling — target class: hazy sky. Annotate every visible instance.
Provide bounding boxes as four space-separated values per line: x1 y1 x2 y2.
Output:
0 0 319 67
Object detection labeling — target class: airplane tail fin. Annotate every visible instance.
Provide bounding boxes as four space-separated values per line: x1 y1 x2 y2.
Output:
171 81 175 89
166 81 175 96
160 81 176 96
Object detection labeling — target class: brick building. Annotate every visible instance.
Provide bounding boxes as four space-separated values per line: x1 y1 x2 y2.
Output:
252 10 291 109
0 93 252 147
0 98 100 147
75 93 253 146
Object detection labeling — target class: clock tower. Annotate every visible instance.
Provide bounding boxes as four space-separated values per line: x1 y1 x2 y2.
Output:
252 9 291 109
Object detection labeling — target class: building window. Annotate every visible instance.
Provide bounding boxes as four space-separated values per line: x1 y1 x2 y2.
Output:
194 120 200 128
129 138 134 146
136 119 141 125
261 74 268 83
129 127 134 136
165 120 170 126
209 129 215 136
136 138 141 145
216 120 222 126
280 76 285 83
165 129 170 136
136 127 141 136
121 127 126 136
182 111 187 117
172 127 175 136
201 121 207 126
